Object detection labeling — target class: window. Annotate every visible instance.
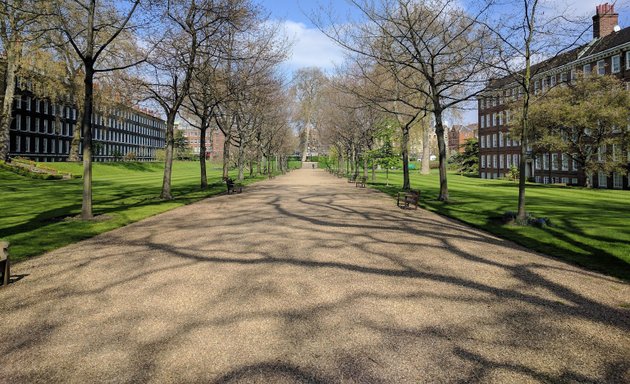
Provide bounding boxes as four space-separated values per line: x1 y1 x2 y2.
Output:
560 72 568 83
562 154 569 171
534 80 540 94
492 134 497 147
583 64 591 76
598 171 608 188
570 68 576 81
543 153 549 170
572 156 578 171
35 118 40 132
552 153 558 170
15 135 20 152
15 114 21 130
507 155 512 167
481 116 485 129
25 97 31 111
498 132 503 147
550 75 556 87
493 155 497 168
499 155 504 169
535 155 541 170
513 154 519 166
598 60 606 75
626 51 630 70
612 55 621 73
598 145 606 162
613 173 623 189
481 156 486 168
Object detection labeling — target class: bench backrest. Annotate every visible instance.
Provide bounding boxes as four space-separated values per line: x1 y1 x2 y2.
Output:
0 242 8 262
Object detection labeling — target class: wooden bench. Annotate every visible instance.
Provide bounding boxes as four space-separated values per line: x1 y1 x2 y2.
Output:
1 241 9 287
397 190 420 210
225 178 243 194
347 174 357 183
355 176 367 188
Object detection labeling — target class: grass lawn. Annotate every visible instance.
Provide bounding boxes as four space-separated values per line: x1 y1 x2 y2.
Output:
0 161 285 262
366 170 630 281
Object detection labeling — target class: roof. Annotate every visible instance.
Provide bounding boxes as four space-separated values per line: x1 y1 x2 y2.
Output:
486 25 630 90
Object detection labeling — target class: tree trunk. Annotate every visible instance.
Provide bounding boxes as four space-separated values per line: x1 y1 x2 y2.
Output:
81 66 95 218
0 47 19 162
363 155 368 179
301 124 310 162
199 127 207 190
68 108 83 161
401 126 411 190
434 109 448 201
222 135 230 180
161 111 176 200
237 143 244 181
421 120 430 175
386 168 389 186
371 163 375 182
257 151 262 175
337 153 342 176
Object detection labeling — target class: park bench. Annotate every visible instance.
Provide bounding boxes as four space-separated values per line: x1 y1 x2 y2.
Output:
1 241 9 287
347 174 357 183
356 176 367 188
397 190 420 210
225 178 243 194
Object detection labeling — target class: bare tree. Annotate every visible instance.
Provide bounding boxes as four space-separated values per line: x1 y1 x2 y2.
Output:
0 0 48 161
315 0 489 199
290 67 326 162
482 0 588 220
138 0 229 200
51 0 144 219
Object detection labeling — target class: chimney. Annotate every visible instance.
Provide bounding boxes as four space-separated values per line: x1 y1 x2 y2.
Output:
593 3 619 39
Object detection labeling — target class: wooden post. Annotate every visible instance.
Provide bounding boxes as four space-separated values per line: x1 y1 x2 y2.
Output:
1 241 9 286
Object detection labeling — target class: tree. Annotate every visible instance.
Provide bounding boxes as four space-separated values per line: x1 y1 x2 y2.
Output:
290 67 326 162
451 138 479 174
316 0 489 198
483 0 587 220
138 0 230 199
51 0 144 219
0 0 48 161
528 74 630 187
370 121 400 186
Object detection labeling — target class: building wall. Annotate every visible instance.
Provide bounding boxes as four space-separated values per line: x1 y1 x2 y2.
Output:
179 125 226 159
8 93 166 162
478 40 630 189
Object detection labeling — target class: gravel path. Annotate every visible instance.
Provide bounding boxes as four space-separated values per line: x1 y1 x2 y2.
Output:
1 169 629 383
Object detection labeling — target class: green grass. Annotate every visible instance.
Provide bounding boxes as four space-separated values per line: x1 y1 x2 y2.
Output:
0 161 280 262
365 170 630 281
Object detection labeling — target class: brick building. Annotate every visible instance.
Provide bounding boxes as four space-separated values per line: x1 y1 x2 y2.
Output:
448 124 477 154
177 121 225 159
478 3 630 189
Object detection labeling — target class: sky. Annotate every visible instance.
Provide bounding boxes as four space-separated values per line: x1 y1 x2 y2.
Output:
261 0 630 124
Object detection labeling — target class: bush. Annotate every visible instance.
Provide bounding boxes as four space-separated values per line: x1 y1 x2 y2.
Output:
0 162 63 180
155 149 166 162
124 152 137 161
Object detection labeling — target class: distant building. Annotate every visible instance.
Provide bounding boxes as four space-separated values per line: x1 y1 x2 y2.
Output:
8 93 166 162
448 124 477 154
478 3 630 189
176 121 225 159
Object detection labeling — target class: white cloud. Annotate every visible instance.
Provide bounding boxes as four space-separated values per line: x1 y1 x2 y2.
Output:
279 20 346 73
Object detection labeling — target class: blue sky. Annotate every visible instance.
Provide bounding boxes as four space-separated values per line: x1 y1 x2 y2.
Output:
261 0 630 124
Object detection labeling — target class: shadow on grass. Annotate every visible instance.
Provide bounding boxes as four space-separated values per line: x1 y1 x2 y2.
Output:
367 180 630 281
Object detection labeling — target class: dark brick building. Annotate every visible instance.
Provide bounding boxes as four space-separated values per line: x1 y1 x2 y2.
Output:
478 3 630 189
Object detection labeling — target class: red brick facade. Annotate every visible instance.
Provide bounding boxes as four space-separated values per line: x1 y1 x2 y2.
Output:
478 3 630 190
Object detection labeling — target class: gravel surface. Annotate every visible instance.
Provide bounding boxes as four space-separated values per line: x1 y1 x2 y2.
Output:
1 169 629 383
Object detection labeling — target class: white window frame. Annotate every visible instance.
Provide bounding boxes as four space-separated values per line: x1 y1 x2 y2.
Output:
583 64 591 76
626 51 630 70
562 154 569 171
598 60 606 75
612 55 621 73
552 153 559 170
